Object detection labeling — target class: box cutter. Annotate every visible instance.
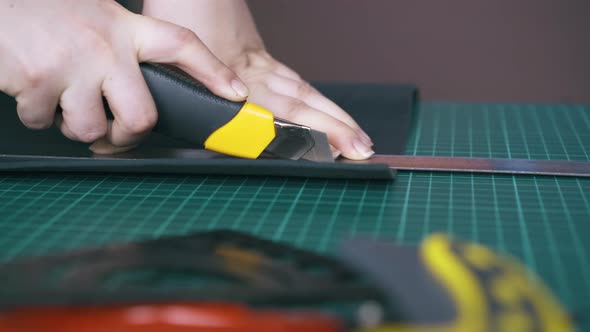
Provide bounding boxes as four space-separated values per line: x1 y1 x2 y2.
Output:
136 63 333 163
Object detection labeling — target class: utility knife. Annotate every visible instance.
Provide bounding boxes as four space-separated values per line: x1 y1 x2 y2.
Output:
138 63 333 163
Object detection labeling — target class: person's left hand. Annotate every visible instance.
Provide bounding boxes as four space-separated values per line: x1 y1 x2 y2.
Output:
228 50 374 160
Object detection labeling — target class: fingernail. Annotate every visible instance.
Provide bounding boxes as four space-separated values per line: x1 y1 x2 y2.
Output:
353 138 375 159
358 129 373 146
231 79 249 98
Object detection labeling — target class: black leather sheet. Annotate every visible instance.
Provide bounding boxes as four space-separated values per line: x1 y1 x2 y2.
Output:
0 83 417 180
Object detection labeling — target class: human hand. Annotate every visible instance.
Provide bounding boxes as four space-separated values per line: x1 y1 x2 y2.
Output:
143 0 374 160
0 0 248 153
230 50 375 160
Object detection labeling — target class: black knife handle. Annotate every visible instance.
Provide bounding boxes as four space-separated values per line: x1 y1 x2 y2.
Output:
139 63 245 147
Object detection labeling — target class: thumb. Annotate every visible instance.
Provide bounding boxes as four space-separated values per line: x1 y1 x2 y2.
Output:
131 15 249 102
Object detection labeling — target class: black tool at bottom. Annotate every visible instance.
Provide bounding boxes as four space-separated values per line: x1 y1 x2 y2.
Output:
0 230 383 318
339 234 573 331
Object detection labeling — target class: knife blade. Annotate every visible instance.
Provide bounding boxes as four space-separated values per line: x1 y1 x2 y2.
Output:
138 63 333 162
264 119 333 162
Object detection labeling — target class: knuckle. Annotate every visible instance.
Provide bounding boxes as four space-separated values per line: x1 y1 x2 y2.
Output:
21 53 67 90
16 95 55 129
70 121 108 143
295 82 313 99
60 100 108 143
73 27 115 66
283 98 308 120
76 128 106 143
279 64 301 79
122 111 157 134
21 66 49 90
170 27 199 49
17 110 53 130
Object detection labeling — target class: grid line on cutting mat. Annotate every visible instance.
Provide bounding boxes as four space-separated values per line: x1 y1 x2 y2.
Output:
36 175 134 253
0 102 589 313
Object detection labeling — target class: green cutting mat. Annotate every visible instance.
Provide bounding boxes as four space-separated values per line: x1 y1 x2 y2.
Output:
1 103 589 314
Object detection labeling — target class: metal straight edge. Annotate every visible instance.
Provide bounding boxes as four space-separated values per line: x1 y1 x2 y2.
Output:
340 155 590 178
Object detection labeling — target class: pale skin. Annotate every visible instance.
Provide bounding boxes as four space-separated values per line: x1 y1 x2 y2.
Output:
0 0 375 160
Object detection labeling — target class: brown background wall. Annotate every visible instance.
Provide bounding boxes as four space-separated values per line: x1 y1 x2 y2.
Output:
247 0 590 103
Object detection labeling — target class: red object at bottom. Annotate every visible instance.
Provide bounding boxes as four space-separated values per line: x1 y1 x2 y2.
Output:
0 302 343 332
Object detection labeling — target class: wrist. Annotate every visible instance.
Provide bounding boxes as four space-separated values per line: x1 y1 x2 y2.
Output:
142 0 267 71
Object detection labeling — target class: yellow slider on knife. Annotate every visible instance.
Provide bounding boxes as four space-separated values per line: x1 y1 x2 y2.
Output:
204 102 275 159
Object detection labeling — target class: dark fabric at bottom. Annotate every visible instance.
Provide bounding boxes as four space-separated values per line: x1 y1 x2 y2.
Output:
0 83 417 180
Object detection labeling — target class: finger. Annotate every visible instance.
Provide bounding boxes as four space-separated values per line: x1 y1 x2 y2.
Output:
101 62 158 149
257 55 301 81
273 64 301 81
15 87 61 130
56 81 108 143
132 15 248 102
54 113 76 141
330 144 342 159
265 74 373 146
89 121 138 154
250 91 374 160
0 51 25 97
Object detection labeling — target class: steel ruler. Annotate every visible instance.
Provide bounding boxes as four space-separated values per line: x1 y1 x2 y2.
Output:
343 155 590 177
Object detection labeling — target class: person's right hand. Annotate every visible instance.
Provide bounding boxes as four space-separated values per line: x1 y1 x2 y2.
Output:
0 0 249 153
